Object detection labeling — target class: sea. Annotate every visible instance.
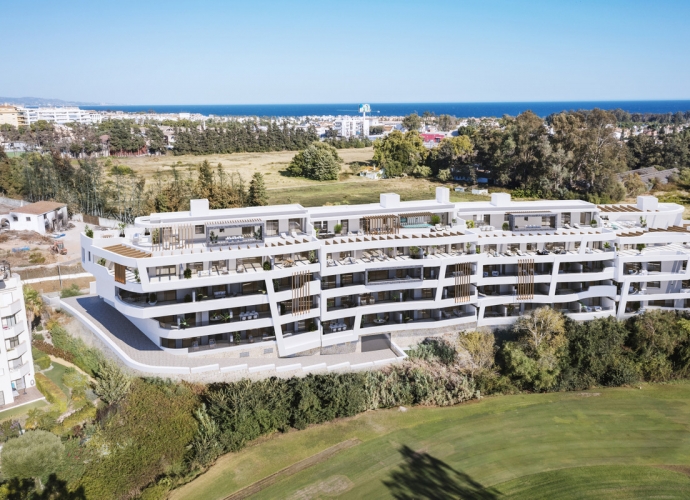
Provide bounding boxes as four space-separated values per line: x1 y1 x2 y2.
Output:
86 101 690 118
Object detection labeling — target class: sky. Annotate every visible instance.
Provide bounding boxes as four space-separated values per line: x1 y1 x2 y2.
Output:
1 0 689 104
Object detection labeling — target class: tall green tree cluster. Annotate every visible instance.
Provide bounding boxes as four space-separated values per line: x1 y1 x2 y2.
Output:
172 121 319 155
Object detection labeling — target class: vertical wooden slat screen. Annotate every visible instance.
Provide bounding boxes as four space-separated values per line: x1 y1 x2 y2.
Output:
454 262 471 303
152 224 195 251
364 215 400 235
114 263 126 284
292 271 312 315
517 259 535 300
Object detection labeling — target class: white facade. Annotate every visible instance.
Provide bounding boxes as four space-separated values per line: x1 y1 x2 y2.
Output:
3 202 69 234
333 117 370 138
18 107 103 126
0 263 35 406
80 190 690 362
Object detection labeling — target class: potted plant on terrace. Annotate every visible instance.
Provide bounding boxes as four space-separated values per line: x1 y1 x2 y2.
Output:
263 261 271 271
233 331 241 344
409 246 420 259
334 223 343 235
148 293 157 305
183 268 192 279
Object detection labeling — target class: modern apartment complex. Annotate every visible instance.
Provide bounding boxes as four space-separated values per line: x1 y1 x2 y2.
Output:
332 117 370 138
18 107 102 126
80 189 690 360
0 262 35 406
0 105 27 128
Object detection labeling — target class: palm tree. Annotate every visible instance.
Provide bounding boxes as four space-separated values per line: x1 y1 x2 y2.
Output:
23 286 43 330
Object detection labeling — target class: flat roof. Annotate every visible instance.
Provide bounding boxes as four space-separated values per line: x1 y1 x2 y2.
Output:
11 201 67 215
135 203 307 225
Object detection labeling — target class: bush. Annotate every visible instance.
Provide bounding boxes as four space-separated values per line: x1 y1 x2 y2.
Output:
49 323 104 376
1 430 64 486
52 403 97 435
32 339 75 364
287 142 343 181
183 268 192 279
60 284 83 298
0 420 22 442
407 338 457 365
35 373 67 410
84 225 93 238
334 223 342 234
35 355 51 370
78 379 198 499
94 361 132 405
262 261 271 271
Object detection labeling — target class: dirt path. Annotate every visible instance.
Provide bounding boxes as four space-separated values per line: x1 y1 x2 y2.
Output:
47 355 95 382
223 438 361 500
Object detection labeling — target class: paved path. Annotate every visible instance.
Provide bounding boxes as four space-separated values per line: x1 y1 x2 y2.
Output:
61 295 401 374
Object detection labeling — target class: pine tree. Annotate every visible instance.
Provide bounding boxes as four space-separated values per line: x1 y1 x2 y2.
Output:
248 172 268 206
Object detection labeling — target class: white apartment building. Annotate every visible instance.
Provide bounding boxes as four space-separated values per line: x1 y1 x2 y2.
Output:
332 117 370 138
0 262 35 406
80 190 690 361
19 107 103 126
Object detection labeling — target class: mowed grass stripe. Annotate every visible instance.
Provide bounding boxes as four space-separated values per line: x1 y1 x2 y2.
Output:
172 383 690 500
223 439 360 500
493 465 690 499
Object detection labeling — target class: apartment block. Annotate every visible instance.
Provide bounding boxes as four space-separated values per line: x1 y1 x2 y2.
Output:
80 189 690 360
0 262 35 406
19 107 102 126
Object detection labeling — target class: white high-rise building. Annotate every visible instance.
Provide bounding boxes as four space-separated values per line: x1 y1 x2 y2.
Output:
19 107 102 126
0 262 35 406
79 190 690 365
332 117 370 138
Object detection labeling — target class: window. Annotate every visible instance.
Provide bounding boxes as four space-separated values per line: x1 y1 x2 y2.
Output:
12 216 17 222
194 225 204 235
26 217 31 222
647 281 661 289
483 214 491 224
289 218 302 232
5 336 19 350
313 221 327 231
1 314 17 328
341 220 349 233
266 220 278 236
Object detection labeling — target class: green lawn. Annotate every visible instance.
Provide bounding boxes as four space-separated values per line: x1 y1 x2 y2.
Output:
171 383 690 500
41 361 70 397
0 400 47 422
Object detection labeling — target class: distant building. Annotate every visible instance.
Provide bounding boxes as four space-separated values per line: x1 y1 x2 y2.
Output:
0 105 26 128
358 167 384 180
420 133 445 148
19 107 102 126
3 201 69 234
333 117 369 138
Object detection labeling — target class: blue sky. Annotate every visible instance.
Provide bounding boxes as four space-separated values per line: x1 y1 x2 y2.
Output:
1 0 688 104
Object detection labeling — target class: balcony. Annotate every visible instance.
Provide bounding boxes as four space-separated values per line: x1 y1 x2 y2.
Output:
2 321 25 340
158 310 272 330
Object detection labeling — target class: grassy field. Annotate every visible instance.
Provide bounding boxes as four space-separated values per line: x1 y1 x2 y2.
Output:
41 361 71 397
104 148 491 207
171 383 690 500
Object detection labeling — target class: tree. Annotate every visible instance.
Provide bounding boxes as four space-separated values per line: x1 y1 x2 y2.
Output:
248 172 268 206
623 172 647 197
437 114 457 131
372 131 428 177
457 329 496 376
429 135 474 177
1 430 64 489
502 308 568 391
287 142 342 181
23 286 43 329
402 113 422 132
94 361 132 405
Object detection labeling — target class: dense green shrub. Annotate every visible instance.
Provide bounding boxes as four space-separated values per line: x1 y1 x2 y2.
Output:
0 420 22 442
52 404 97 436
93 361 131 405
33 339 75 364
35 373 67 410
35 354 51 370
78 379 198 499
1 431 64 487
49 323 104 376
407 338 457 365
60 284 83 298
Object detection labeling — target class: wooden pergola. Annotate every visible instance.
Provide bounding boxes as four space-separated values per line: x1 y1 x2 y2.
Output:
362 215 400 235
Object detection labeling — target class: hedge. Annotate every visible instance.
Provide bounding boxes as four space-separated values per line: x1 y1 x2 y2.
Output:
32 340 74 364
35 373 68 410
52 404 97 435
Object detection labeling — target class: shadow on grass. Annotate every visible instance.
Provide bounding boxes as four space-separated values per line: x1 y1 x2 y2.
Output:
384 445 499 500
3 474 86 499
